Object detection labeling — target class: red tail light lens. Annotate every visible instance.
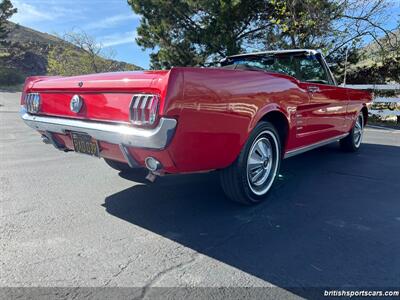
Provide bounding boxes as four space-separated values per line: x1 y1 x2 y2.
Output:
129 94 160 125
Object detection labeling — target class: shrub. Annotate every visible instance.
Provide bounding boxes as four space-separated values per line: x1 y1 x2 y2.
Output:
0 67 25 85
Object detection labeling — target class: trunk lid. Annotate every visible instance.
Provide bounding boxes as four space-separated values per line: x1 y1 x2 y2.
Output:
31 71 169 92
27 71 170 124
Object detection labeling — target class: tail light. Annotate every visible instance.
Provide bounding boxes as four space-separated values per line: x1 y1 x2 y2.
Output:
129 94 160 126
24 93 41 114
21 76 55 105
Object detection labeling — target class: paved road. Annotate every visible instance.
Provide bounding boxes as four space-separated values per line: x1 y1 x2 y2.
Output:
1 92 399 299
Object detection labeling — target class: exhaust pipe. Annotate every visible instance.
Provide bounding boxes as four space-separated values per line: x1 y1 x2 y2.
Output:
41 134 51 144
145 157 162 172
145 157 163 182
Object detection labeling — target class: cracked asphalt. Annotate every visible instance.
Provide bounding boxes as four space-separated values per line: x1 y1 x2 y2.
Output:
1 92 400 299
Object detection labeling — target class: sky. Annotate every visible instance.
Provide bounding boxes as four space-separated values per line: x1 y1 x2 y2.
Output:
9 0 400 70
10 0 151 69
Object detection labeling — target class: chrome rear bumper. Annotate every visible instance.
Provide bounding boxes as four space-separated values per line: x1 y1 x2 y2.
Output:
20 107 177 150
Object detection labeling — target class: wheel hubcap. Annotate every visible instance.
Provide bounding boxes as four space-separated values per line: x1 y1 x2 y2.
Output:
247 138 272 186
354 114 364 147
246 131 279 196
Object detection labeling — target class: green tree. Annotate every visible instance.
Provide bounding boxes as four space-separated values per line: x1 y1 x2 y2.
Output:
128 0 398 69
0 0 17 45
0 0 21 86
47 30 137 76
128 0 274 68
265 0 343 49
346 29 400 84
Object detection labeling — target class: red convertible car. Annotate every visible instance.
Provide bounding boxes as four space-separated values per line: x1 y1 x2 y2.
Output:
21 49 371 204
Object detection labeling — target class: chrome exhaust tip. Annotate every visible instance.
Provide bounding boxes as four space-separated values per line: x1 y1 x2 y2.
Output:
145 157 164 183
145 157 162 172
41 134 51 144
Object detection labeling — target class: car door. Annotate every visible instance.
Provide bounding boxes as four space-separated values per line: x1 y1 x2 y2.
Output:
295 54 348 144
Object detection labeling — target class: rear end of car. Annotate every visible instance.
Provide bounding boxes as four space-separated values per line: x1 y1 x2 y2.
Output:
20 71 180 175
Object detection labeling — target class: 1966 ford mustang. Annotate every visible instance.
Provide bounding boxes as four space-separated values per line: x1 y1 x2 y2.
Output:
20 49 371 205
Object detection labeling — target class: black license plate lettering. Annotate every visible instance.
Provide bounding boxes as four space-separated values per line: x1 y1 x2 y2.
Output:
71 132 99 157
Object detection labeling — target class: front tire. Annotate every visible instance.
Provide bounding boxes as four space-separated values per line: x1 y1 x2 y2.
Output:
220 121 281 205
340 112 364 152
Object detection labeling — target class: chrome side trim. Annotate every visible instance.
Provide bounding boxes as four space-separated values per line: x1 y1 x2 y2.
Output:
284 133 349 159
20 107 177 150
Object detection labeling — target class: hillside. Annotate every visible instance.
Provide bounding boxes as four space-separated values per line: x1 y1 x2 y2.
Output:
1 21 142 78
5 21 66 47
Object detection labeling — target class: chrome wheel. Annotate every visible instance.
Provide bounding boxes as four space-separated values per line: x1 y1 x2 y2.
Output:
246 131 279 196
354 114 364 148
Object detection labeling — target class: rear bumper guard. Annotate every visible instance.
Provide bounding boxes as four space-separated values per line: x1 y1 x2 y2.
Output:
20 107 177 150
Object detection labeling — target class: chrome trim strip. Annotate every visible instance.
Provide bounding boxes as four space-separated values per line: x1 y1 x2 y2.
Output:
25 93 41 114
129 94 159 126
284 133 349 159
20 107 177 150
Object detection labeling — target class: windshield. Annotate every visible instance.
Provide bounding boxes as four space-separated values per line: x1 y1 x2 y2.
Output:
220 53 332 84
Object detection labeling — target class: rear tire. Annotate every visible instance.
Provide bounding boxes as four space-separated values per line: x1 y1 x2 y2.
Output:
340 112 364 152
220 121 281 205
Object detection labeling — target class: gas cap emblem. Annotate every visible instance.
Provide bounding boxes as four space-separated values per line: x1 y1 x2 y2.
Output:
70 95 83 113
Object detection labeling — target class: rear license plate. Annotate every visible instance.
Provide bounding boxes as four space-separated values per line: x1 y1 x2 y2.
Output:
71 132 99 157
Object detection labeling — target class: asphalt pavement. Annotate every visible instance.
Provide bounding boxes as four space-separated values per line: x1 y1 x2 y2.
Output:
1 92 399 299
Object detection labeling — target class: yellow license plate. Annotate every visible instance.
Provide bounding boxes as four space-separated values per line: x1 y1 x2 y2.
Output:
71 132 99 157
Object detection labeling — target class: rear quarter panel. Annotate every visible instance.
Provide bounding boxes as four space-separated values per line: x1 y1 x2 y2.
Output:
161 67 308 172
345 88 372 130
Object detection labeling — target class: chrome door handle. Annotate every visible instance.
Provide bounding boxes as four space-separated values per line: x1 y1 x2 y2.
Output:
307 86 320 93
